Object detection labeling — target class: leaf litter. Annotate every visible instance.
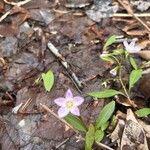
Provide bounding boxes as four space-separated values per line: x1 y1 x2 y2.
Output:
0 0 150 149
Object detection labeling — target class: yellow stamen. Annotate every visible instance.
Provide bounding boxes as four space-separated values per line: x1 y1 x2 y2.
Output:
66 100 74 109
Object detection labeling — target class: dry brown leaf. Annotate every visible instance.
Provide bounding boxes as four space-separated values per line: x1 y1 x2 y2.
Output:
138 51 150 60
115 95 136 107
0 1 4 13
0 24 17 36
138 40 150 49
0 6 30 36
125 30 147 36
121 109 149 150
110 119 125 147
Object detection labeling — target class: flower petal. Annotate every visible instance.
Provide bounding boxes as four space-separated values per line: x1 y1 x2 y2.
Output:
74 96 84 106
133 46 141 53
65 89 73 99
54 97 66 107
123 40 130 50
129 40 136 48
58 107 69 118
70 107 80 116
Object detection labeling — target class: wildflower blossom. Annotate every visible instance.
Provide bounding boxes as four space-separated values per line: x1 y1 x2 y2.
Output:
54 89 84 118
123 39 141 53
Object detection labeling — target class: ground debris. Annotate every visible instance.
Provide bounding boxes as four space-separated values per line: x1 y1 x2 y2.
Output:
86 0 118 22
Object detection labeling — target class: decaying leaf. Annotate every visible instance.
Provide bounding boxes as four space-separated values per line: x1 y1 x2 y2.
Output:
0 1 4 13
121 109 149 150
138 40 150 50
138 51 150 60
110 119 125 147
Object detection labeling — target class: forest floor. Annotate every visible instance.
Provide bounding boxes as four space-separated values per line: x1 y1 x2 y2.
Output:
0 0 150 150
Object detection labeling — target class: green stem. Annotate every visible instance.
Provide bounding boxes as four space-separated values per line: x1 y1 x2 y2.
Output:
112 56 134 107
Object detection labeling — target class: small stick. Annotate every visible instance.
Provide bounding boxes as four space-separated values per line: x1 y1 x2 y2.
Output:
113 13 150 17
117 0 150 34
40 104 78 133
96 141 114 150
3 0 32 6
0 11 11 22
55 138 70 149
47 42 83 90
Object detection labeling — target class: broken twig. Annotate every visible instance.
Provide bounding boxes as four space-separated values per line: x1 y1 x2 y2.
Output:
113 13 150 17
117 0 150 34
47 42 83 91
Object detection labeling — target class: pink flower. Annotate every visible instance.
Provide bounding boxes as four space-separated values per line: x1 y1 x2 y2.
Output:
54 89 84 118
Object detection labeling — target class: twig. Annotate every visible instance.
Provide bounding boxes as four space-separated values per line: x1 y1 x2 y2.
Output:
55 138 70 149
95 141 114 150
47 42 83 91
113 13 150 17
0 10 11 22
117 0 150 34
3 0 32 6
40 103 114 150
40 103 78 133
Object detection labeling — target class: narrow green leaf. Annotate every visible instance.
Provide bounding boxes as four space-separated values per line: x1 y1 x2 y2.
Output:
100 54 115 63
42 70 54 92
130 57 138 70
103 35 117 49
85 124 95 150
129 69 142 90
88 89 123 99
95 129 105 142
101 121 109 131
112 49 125 55
135 108 150 117
64 114 87 132
96 101 115 129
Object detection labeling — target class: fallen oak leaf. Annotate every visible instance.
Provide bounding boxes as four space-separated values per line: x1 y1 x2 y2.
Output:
121 109 149 150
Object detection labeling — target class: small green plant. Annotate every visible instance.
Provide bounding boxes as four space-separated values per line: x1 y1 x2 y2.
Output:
40 36 149 150
100 36 144 107
35 69 54 92
53 89 116 150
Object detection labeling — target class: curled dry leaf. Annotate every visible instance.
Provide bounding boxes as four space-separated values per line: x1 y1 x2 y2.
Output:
115 95 136 107
121 109 149 150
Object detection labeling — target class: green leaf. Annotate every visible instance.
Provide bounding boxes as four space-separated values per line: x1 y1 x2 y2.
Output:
112 49 125 55
64 114 87 132
129 69 142 90
130 57 138 70
100 54 115 63
88 89 124 99
95 129 105 142
103 35 117 49
85 124 95 150
101 121 109 131
96 101 115 129
135 108 150 117
42 70 54 92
